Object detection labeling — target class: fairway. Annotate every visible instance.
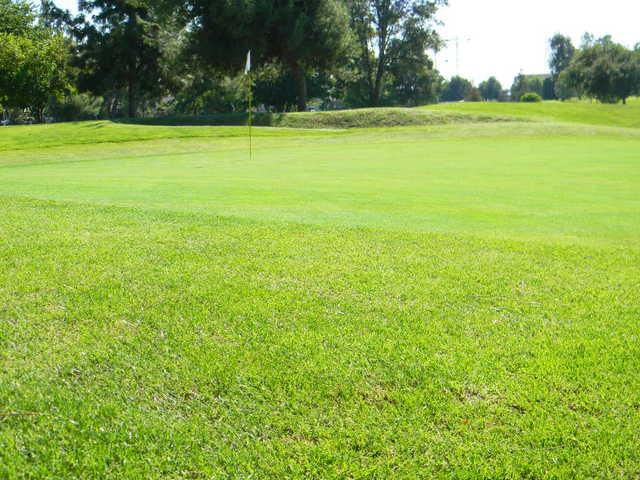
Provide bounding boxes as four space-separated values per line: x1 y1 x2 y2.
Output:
1 107 640 478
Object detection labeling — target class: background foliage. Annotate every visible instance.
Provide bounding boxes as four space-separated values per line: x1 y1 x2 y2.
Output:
0 0 639 122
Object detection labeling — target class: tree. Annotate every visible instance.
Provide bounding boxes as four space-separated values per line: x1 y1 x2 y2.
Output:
252 65 339 112
61 0 169 117
581 33 595 49
440 76 472 102
348 0 445 106
554 69 579 100
0 0 33 35
0 0 70 121
566 37 640 104
466 86 481 102
510 74 545 102
549 34 575 100
181 0 352 111
526 77 544 96
48 93 102 121
172 64 248 115
549 34 575 81
509 73 527 101
497 89 510 102
478 76 502 101
388 58 441 106
386 15 442 106
0 0 34 112
542 77 555 100
0 32 70 120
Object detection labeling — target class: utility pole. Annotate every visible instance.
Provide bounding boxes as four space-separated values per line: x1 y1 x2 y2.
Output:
442 36 471 76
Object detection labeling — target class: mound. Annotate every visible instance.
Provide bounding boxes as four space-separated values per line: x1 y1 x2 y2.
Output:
429 98 640 129
121 107 517 129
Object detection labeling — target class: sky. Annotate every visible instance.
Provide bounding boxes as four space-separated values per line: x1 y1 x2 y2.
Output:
54 0 640 88
434 0 640 86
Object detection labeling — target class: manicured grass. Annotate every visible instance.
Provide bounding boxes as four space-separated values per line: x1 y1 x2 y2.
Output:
0 121 329 152
1 110 639 478
430 98 640 129
1 121 638 245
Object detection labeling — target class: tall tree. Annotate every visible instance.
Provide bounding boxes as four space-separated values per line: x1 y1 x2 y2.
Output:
478 76 502 101
348 0 445 106
549 34 575 81
182 0 352 111
386 15 442 105
61 0 168 117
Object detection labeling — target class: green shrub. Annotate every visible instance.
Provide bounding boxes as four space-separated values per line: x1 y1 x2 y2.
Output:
48 94 102 122
520 92 542 103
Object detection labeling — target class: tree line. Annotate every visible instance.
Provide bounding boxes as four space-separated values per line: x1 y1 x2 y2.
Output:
439 35 640 104
551 33 640 104
1 0 449 121
1 0 639 123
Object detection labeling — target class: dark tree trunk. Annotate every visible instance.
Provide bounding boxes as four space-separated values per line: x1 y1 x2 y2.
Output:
36 106 45 123
126 8 138 118
291 62 307 112
110 96 118 117
371 54 385 107
357 36 375 106
370 24 388 107
622 97 627 105
128 76 136 118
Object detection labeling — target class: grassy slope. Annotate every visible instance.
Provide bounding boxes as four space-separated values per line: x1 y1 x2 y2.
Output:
122 107 517 129
1 111 640 478
0 109 513 151
429 98 640 129
0 121 331 152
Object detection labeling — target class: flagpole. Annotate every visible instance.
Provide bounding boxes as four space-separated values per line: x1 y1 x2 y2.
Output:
248 73 252 161
245 50 252 161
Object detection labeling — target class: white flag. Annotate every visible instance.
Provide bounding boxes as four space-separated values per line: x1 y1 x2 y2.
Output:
244 50 251 74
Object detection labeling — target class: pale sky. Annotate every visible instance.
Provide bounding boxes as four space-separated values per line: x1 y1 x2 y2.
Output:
55 0 639 88
435 0 640 87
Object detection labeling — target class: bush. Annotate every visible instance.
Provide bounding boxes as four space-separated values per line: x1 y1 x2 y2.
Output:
520 92 542 103
48 94 102 122
1 107 35 124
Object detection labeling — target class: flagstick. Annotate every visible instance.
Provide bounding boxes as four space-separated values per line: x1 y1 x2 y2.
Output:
244 50 252 161
248 73 252 161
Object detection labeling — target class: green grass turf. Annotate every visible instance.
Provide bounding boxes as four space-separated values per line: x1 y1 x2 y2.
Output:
430 98 640 129
1 111 640 478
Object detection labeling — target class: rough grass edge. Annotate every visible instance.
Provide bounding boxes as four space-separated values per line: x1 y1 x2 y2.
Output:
117 108 522 129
